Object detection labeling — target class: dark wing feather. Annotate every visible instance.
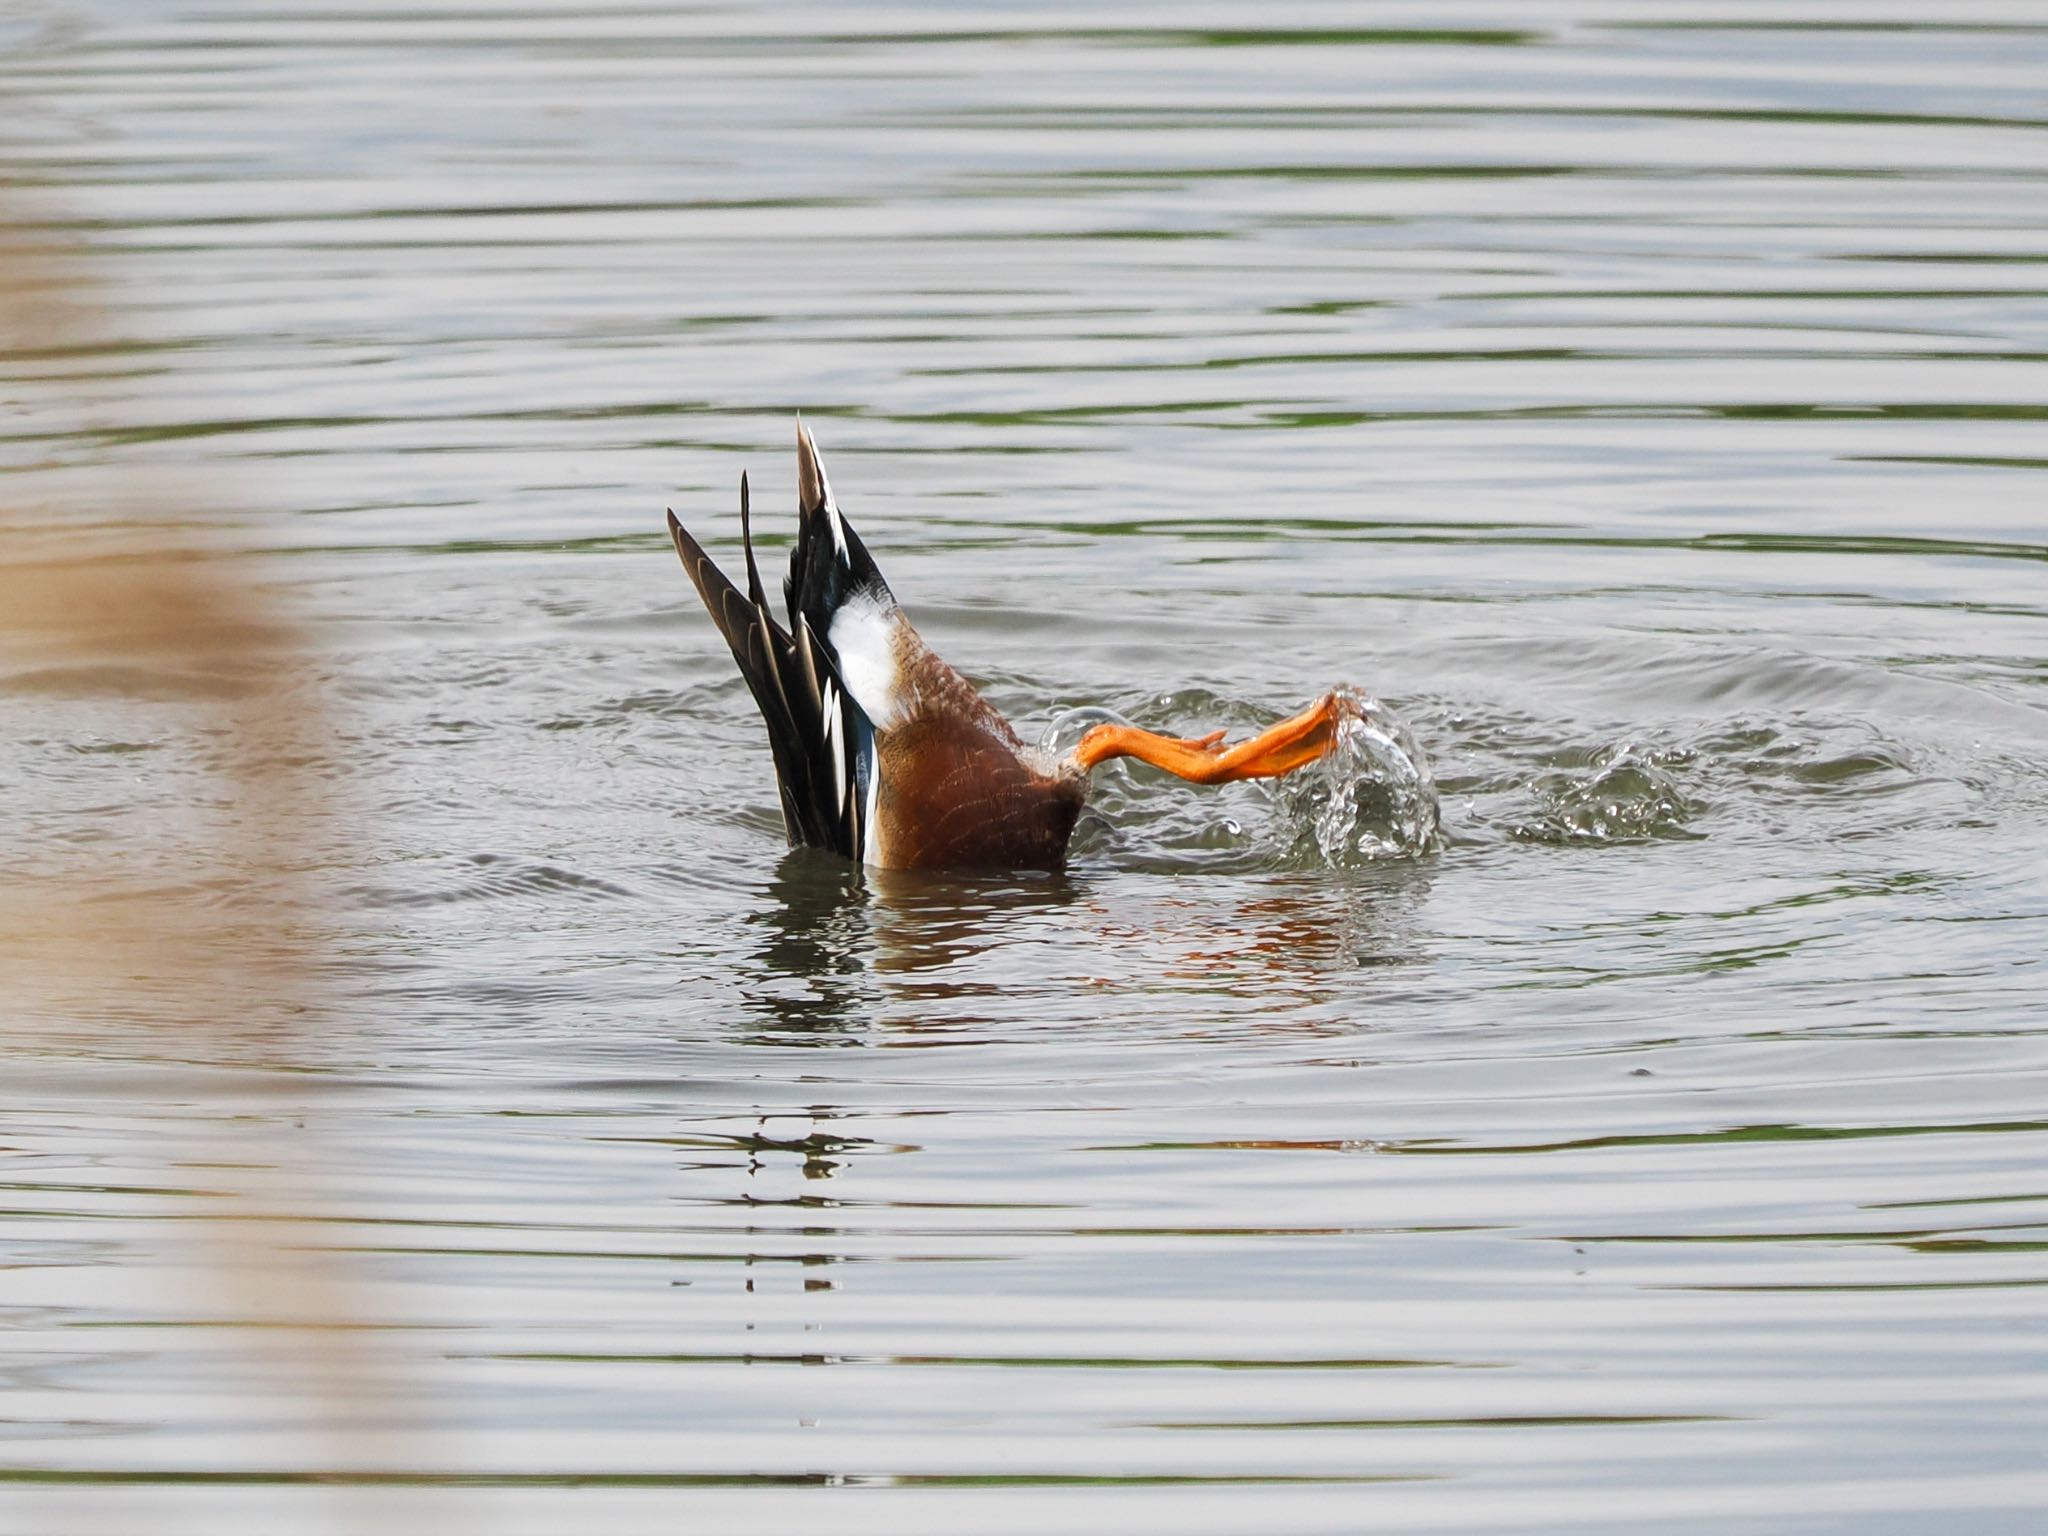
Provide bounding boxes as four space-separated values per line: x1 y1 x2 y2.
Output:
737 470 769 609
666 489 872 859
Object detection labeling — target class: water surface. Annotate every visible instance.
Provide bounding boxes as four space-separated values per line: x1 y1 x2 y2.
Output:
4 3 2047 1532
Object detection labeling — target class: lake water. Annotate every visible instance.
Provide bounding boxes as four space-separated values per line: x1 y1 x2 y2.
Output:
4 3 2047 1532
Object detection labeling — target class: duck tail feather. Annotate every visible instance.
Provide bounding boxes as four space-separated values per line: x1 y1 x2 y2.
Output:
667 503 872 859
786 420 894 646
738 471 769 610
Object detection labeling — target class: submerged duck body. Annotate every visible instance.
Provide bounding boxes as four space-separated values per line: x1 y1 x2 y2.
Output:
667 426 1347 872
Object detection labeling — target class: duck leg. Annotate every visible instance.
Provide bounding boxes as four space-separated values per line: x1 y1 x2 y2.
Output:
1072 691 1345 785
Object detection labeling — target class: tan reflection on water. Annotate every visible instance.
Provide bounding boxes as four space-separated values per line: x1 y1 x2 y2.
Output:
856 861 1434 1039
1 189 426 1524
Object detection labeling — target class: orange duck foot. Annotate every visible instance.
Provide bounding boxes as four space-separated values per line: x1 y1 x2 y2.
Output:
1072 691 1348 785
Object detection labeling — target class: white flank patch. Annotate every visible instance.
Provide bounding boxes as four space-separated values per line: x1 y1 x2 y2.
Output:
828 595 905 729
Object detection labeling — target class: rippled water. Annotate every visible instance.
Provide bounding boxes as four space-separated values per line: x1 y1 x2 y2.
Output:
6 3 2048 1531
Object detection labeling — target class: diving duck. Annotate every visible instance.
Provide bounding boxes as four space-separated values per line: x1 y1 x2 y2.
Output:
666 425 1350 871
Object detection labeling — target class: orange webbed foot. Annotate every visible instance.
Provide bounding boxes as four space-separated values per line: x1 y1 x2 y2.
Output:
1072 692 1348 785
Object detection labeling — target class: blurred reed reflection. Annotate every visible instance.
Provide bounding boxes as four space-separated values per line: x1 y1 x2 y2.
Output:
0 188 324 1033
1 182 428 1527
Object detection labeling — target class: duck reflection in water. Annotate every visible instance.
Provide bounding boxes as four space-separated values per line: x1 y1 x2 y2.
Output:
741 850 873 1042
743 851 1083 1039
739 849 1432 1045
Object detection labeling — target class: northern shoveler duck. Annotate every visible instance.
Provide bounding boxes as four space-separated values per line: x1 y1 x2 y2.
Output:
666 425 1350 871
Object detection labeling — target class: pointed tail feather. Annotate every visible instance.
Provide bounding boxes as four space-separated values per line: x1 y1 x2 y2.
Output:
786 421 893 644
737 471 768 610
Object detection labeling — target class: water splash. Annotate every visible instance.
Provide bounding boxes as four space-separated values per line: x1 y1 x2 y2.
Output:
1038 704 1131 767
1513 741 1700 844
1279 686 1441 867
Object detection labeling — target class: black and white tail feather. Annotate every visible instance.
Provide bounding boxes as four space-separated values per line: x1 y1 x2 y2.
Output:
665 425 894 862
